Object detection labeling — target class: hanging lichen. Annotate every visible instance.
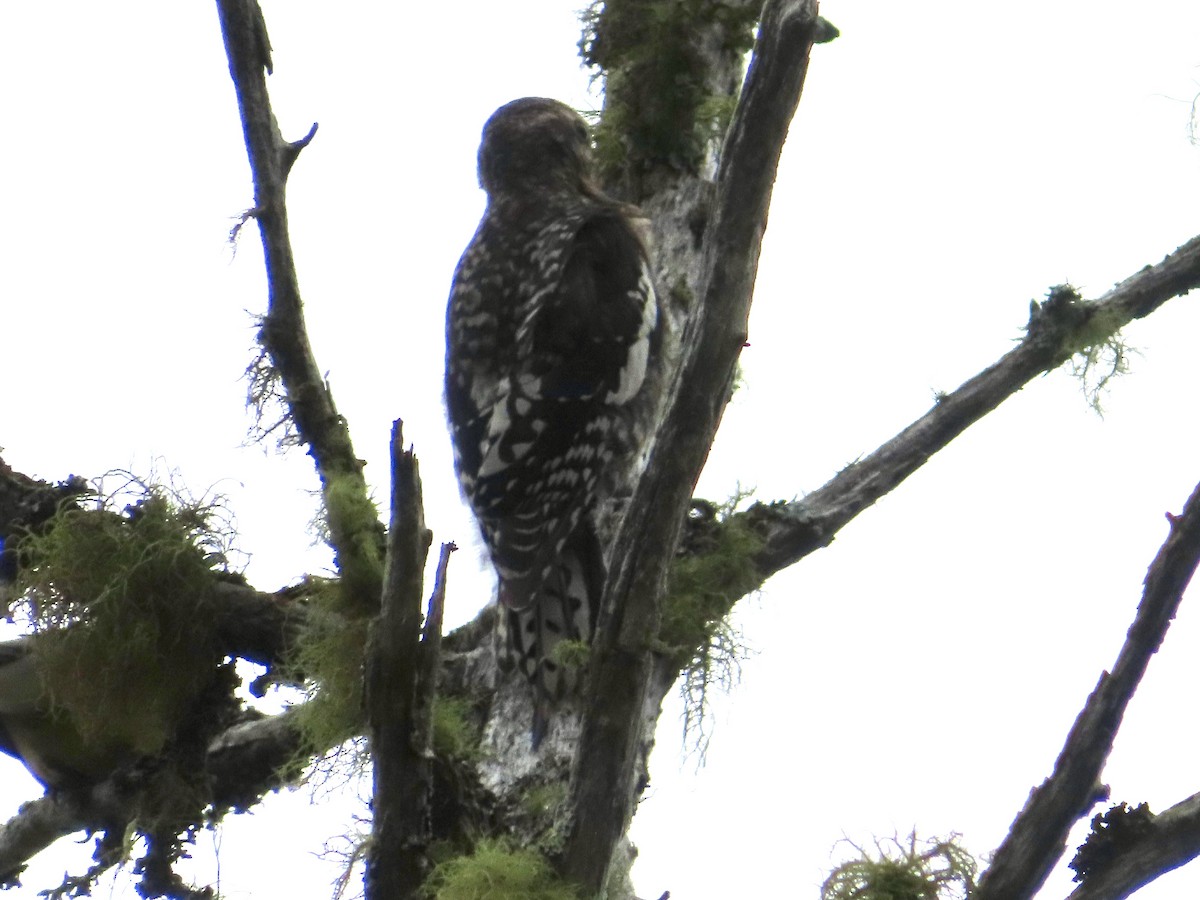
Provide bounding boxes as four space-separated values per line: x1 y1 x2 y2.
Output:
288 579 372 768
660 494 762 666
660 493 761 762
822 832 977 900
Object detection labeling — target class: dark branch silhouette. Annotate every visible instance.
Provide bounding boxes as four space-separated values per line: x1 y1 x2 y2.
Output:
975 479 1200 899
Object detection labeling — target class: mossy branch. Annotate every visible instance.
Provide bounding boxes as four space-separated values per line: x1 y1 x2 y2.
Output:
703 241 1200 599
216 0 384 617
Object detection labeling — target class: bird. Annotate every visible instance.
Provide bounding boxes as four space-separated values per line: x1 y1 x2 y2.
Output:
445 97 662 747
0 637 132 790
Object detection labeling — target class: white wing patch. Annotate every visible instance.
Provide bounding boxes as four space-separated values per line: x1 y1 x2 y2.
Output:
606 264 658 405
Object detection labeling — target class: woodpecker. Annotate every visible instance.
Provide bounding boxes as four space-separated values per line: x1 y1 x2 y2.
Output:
445 97 661 746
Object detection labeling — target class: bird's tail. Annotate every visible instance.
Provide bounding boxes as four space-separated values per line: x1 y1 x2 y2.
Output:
496 526 602 748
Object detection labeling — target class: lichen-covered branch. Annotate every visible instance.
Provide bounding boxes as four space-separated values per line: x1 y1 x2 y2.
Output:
215 0 384 615
687 236 1200 602
972 476 1200 900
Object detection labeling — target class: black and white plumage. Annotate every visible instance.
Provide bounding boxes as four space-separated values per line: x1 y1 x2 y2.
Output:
445 97 661 747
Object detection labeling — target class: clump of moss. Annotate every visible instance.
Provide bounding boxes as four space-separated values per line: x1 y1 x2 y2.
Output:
13 483 232 755
288 580 372 763
661 494 761 762
420 839 578 900
432 696 481 761
521 783 568 819
580 0 759 186
660 496 762 664
548 638 591 669
1024 284 1136 415
822 832 976 900
322 472 386 616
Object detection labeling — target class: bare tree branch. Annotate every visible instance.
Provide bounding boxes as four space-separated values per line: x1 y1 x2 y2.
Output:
365 422 433 899
696 236 1200 594
0 794 83 889
973 477 1200 899
215 0 384 615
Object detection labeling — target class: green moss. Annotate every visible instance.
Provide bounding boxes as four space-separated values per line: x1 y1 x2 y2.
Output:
13 485 230 756
420 839 578 900
580 0 759 185
661 494 762 762
1025 285 1137 416
660 498 762 664
290 582 371 757
822 832 976 900
432 696 480 761
520 783 568 818
548 639 591 669
322 472 385 615
695 93 740 150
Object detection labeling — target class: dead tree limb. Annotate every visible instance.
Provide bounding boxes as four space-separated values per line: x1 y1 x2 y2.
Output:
365 422 433 900
215 0 384 615
974 477 1200 899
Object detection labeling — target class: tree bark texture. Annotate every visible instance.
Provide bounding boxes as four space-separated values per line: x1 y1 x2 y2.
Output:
365 423 433 900
561 0 826 890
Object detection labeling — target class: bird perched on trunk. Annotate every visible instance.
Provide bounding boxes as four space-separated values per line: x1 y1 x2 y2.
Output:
445 97 662 747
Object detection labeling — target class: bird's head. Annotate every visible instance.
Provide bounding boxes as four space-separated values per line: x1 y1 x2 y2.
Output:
477 97 599 199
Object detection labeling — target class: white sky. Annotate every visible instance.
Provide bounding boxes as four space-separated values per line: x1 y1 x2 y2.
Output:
2 2 1200 898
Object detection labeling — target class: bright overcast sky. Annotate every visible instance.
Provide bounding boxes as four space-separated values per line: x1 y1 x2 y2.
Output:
3 2 1200 898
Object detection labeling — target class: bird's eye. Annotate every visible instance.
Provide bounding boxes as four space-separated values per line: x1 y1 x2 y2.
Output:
574 120 589 144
